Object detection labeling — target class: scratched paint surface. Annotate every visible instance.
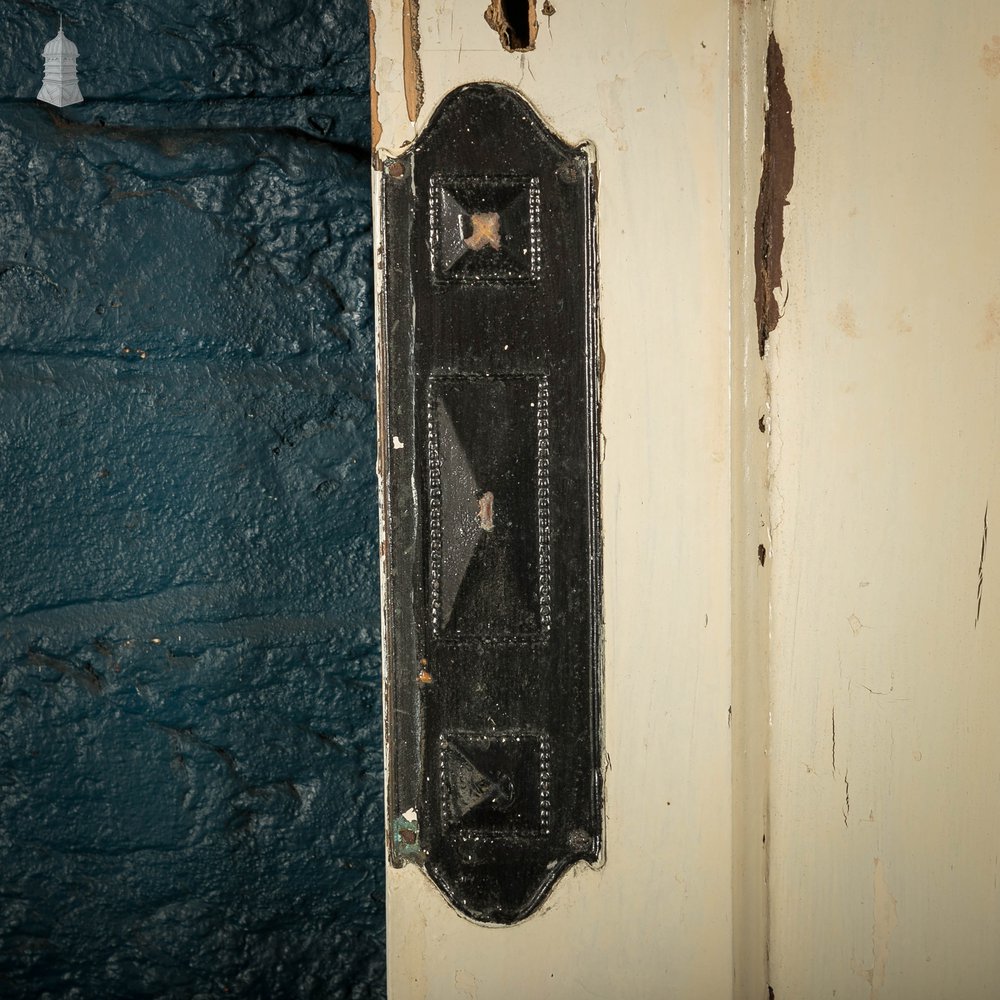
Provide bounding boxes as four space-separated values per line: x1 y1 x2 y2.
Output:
373 1 737 997
0 3 383 998
766 0 1000 996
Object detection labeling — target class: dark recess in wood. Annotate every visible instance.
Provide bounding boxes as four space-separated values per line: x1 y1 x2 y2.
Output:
754 33 795 358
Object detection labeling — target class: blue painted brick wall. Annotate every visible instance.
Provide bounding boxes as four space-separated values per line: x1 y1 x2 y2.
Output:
0 3 384 997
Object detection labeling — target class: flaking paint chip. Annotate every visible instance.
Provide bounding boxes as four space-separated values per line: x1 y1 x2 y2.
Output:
477 491 495 532
464 212 501 252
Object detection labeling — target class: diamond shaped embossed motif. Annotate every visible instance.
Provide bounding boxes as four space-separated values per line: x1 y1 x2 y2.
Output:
430 176 540 282
440 732 550 837
428 374 550 641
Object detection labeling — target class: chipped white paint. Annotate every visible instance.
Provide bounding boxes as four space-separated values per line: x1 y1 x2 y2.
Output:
372 1 734 997
372 0 1000 996
730 4 771 995
766 0 1000 995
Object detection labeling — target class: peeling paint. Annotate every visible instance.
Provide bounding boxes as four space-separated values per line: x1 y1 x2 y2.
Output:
477 490 496 532
369 6 383 156
464 212 502 251
393 812 423 858
484 0 539 52
402 0 424 123
754 33 795 357
831 706 836 774
976 501 988 626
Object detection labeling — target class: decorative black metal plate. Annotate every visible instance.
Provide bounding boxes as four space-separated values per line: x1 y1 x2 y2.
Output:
379 82 602 924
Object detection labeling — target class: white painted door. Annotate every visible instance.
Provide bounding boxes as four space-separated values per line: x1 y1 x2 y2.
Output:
764 2 1000 997
369 1 1000 996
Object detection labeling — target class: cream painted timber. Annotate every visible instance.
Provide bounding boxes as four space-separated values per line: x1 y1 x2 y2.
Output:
371 1 736 997
765 1 1000 997
730 3 771 998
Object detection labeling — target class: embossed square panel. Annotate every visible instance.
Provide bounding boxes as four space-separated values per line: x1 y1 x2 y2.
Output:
440 731 551 838
430 175 541 282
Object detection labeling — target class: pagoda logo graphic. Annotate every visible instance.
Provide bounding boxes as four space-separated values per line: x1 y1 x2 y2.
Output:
38 16 83 108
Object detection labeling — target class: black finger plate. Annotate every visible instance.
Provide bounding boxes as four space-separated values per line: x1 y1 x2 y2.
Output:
378 82 602 924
